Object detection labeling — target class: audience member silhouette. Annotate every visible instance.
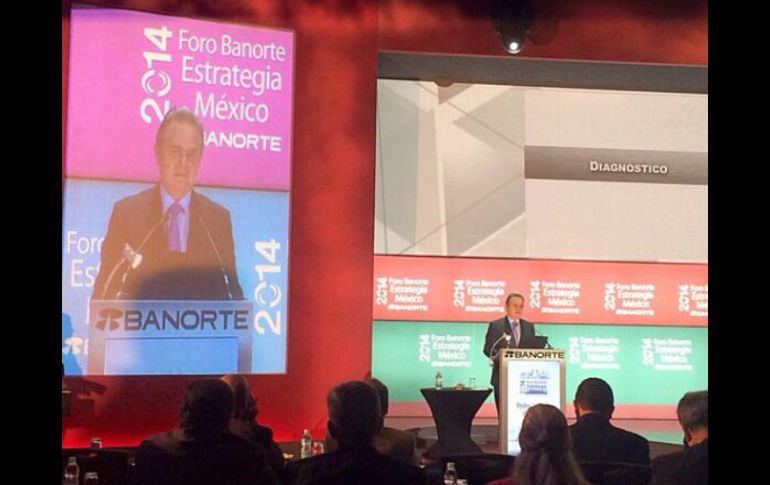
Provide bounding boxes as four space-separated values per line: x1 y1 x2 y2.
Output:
651 390 708 485
289 380 423 485
510 404 591 485
131 379 278 485
221 374 286 476
365 378 418 465
569 377 650 464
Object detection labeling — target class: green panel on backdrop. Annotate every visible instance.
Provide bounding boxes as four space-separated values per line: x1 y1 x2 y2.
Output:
540 323 708 405
371 321 707 406
372 321 495 403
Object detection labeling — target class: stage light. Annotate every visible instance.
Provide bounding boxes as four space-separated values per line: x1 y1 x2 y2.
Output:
493 0 533 55
507 40 523 55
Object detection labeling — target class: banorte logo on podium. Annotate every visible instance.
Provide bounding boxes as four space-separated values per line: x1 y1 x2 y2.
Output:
95 308 122 330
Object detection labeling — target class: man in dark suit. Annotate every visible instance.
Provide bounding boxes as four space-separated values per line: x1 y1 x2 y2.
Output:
221 374 286 477
569 377 650 465
131 379 278 485
483 292 541 412
651 390 707 485
366 378 418 466
288 381 423 485
92 107 243 301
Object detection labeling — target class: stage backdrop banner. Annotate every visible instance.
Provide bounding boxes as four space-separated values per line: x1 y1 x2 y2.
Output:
373 255 707 326
371 320 707 412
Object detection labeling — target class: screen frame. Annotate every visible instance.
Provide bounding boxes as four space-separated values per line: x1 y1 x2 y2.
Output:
62 4 296 376
378 51 707 94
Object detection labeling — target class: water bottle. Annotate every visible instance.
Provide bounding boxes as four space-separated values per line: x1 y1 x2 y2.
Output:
64 456 80 485
435 372 443 389
443 461 458 485
300 429 313 459
84 471 100 485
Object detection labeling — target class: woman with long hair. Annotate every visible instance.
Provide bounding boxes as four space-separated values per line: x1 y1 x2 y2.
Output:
511 404 592 485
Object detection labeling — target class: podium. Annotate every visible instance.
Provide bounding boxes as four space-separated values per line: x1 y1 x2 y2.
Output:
88 300 253 375
499 348 566 455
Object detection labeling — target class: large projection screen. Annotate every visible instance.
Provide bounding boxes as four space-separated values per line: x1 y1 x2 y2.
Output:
371 53 707 425
62 6 294 375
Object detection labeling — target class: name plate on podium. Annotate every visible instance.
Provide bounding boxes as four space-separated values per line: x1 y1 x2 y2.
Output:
500 348 566 455
88 300 253 375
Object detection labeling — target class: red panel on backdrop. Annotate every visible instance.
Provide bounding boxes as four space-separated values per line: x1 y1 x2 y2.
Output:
373 255 708 326
62 0 707 448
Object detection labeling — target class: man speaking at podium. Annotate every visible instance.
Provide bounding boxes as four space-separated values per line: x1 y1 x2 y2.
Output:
92 107 244 301
483 292 539 413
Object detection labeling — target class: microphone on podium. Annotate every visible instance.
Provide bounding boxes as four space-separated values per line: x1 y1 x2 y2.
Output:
197 215 235 301
100 213 168 299
489 332 512 365
121 243 143 270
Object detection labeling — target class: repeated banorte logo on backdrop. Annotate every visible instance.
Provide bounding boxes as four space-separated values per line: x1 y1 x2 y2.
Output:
603 282 656 317
453 279 505 313
677 284 708 317
529 280 581 315
374 276 430 312
415 333 472 368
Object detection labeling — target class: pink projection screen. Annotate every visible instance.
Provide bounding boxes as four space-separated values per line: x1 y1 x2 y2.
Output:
62 6 294 376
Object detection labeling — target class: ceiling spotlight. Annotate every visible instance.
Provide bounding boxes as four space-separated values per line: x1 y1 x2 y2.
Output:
507 41 523 55
493 0 533 55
